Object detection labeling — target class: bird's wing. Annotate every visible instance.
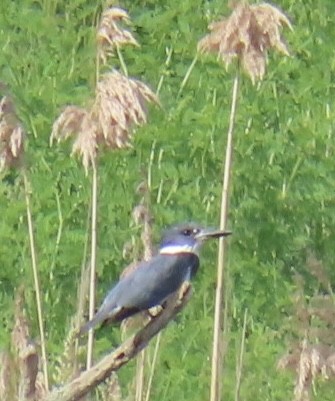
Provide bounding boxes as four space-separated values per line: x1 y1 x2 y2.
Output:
78 252 199 334
114 252 199 310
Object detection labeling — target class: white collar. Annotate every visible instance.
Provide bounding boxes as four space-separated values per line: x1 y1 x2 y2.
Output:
159 244 199 255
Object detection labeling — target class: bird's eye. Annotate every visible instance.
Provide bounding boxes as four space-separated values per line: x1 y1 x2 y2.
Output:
183 228 199 236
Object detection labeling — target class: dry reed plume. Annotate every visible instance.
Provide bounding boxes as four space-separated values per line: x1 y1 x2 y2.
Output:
51 106 98 174
97 7 139 65
93 70 159 149
198 1 292 83
278 341 335 401
0 95 25 171
278 256 335 401
51 5 158 174
51 71 158 174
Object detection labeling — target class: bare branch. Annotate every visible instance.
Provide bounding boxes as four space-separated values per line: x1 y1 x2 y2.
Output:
44 283 192 401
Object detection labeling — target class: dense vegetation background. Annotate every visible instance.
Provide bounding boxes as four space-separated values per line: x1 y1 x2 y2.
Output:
1 0 335 400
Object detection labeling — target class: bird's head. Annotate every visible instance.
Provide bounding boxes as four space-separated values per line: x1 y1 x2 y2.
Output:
159 223 231 255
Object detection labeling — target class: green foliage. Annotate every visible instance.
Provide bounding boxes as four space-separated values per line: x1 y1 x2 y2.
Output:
1 0 335 399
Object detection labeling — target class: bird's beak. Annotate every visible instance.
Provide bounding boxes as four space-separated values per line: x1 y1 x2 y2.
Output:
195 228 232 240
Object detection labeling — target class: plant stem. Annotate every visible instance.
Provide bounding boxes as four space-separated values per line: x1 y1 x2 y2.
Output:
144 332 162 401
135 193 154 401
49 184 63 280
156 46 173 96
86 160 98 369
23 169 49 391
135 351 145 401
74 214 91 374
234 308 248 401
95 52 100 86
116 45 128 77
177 54 198 98
210 71 240 401
86 8 101 369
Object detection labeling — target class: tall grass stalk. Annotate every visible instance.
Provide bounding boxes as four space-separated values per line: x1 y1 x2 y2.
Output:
177 54 198 98
87 160 98 369
49 183 63 277
144 332 162 401
23 169 49 391
135 351 145 401
156 47 173 96
198 4 291 400
134 187 154 401
116 45 128 77
210 71 240 401
235 308 248 401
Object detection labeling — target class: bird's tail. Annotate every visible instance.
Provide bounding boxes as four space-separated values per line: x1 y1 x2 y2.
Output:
77 310 106 337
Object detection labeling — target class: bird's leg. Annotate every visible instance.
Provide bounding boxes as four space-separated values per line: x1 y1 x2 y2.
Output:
145 282 192 321
147 305 163 319
146 282 192 320
178 281 192 300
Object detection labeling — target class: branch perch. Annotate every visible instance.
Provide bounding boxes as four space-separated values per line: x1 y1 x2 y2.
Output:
44 283 192 401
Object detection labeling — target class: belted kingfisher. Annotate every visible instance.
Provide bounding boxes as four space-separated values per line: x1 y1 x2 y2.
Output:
79 223 231 335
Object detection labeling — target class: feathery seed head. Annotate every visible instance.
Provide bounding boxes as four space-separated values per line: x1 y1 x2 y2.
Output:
70 112 98 174
51 106 98 175
51 71 158 173
92 70 159 149
50 105 88 144
0 96 25 171
198 2 292 83
97 7 139 64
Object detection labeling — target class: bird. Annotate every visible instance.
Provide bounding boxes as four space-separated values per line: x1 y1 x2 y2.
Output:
78 222 231 335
